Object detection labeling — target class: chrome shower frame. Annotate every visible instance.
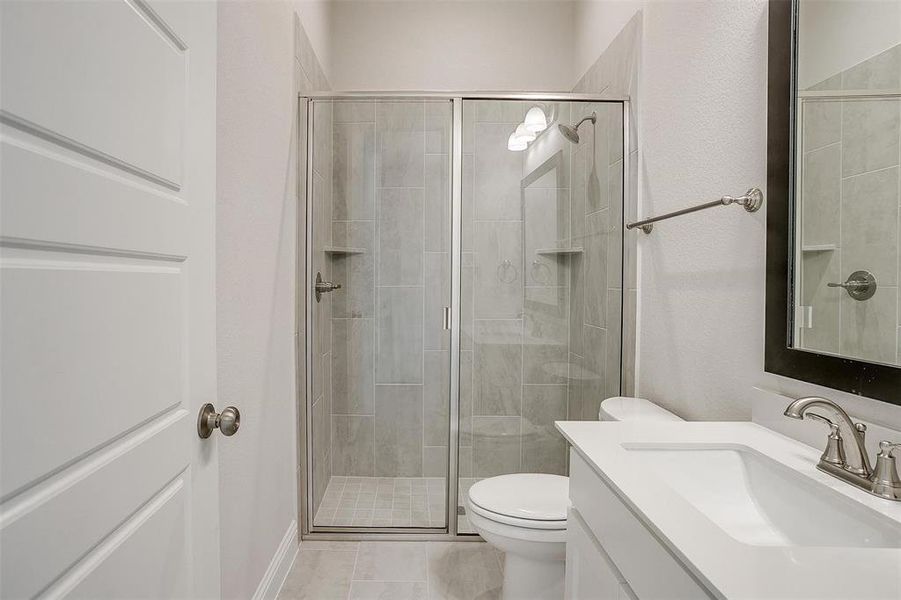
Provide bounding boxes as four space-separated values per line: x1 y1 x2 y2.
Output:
297 92 630 541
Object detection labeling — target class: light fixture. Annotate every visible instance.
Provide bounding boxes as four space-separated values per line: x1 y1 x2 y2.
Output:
513 123 536 144
506 104 555 151
507 132 528 151
524 106 548 133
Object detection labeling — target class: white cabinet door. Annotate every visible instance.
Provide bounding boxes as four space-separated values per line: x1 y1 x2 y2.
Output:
0 1 219 597
566 508 635 600
569 452 710 600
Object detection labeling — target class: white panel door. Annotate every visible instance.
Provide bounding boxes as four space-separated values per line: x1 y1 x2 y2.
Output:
0 1 219 598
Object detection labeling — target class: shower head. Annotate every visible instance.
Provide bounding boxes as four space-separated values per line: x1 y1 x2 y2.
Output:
558 123 581 144
557 111 597 144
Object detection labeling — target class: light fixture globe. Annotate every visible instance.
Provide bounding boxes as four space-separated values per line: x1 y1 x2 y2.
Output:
513 123 536 144
524 106 548 133
507 132 528 151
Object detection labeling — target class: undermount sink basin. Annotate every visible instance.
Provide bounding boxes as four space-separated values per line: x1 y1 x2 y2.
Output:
626 444 901 548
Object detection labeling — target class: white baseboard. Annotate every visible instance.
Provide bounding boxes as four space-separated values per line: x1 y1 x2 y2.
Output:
252 520 298 600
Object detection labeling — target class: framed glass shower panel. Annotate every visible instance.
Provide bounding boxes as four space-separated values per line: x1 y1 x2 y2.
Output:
306 98 454 531
456 99 625 534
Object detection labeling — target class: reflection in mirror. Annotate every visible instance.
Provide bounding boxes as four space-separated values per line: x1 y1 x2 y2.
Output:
523 151 572 304
792 0 901 367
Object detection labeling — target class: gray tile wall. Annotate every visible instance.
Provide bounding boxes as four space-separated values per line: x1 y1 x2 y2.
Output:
799 44 901 366
295 14 332 520
324 99 453 484
566 103 624 422
572 11 641 400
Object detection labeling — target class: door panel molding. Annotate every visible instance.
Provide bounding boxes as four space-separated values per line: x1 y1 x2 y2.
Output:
0 0 219 595
0 0 187 185
45 477 189 599
0 112 182 191
0 409 187 598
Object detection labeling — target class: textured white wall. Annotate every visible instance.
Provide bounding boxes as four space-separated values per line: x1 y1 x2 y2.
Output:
572 0 901 429
217 1 309 597
631 0 769 421
328 0 575 91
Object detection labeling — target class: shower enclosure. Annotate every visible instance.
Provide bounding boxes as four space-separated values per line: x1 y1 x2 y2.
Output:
299 94 627 537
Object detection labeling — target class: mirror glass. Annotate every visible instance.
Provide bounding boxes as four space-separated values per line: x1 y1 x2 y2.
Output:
792 1 901 367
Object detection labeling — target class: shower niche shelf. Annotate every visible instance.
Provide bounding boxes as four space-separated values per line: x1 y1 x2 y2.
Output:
323 246 366 255
536 247 584 256
800 244 837 253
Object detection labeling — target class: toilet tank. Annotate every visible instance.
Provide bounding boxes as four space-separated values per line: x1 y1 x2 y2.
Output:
599 397 683 422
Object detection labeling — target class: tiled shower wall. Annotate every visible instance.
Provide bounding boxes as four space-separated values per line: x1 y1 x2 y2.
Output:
309 97 333 517
321 100 453 481
296 14 333 520
565 101 626 424
799 43 901 365
573 11 641 398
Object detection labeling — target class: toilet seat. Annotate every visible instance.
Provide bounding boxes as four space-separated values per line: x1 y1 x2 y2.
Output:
468 500 567 530
467 474 568 531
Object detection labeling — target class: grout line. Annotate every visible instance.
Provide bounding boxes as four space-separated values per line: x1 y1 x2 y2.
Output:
840 163 900 181
803 138 842 155
839 98 845 357
425 543 432 598
347 543 362 599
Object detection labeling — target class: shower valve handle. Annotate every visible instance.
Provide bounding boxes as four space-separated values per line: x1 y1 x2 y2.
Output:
315 272 342 302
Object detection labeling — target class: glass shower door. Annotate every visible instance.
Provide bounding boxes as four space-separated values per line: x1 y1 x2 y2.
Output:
456 99 624 533
307 98 454 530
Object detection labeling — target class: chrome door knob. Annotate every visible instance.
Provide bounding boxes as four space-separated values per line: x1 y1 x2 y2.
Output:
197 403 241 439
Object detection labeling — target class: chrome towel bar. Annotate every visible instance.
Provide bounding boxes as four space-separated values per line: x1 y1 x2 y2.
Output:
626 188 763 234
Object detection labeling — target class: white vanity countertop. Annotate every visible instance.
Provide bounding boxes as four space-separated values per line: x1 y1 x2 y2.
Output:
556 421 901 600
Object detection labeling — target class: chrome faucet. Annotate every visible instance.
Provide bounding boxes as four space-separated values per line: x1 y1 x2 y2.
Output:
784 396 901 501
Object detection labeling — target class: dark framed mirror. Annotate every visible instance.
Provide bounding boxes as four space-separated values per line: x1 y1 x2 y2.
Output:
766 0 901 405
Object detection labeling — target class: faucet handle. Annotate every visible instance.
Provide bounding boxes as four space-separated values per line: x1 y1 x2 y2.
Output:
870 441 901 501
805 413 846 466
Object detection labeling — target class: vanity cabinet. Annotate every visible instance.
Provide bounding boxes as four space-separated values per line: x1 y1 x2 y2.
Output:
565 507 636 600
565 450 711 600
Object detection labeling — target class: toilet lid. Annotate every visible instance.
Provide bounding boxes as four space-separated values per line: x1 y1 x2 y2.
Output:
599 397 683 423
468 474 568 521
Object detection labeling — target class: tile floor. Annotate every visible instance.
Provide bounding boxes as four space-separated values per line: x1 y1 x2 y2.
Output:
278 540 503 600
314 477 449 528
313 476 483 532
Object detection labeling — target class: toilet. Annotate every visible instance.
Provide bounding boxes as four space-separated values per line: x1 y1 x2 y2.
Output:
466 397 682 600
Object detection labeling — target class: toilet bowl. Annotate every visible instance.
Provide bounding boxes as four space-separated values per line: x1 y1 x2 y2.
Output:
467 397 682 600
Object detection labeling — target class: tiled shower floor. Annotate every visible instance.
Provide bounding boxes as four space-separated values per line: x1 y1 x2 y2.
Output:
314 476 481 531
